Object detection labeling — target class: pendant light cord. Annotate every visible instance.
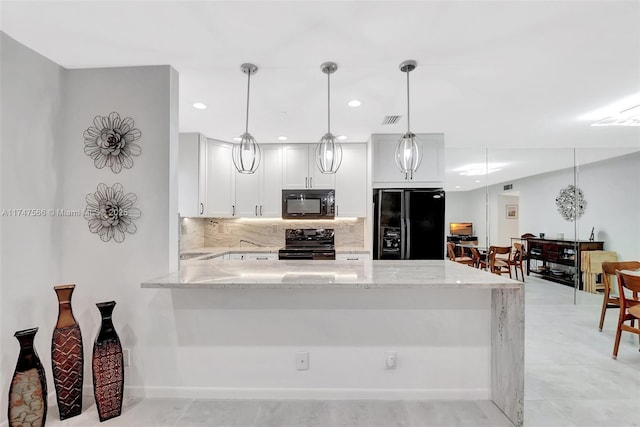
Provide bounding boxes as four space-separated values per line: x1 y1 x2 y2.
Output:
245 70 251 134
327 72 331 134
406 69 411 133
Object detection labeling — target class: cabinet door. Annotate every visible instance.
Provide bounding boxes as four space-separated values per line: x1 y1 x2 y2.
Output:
260 145 283 217
335 143 367 217
282 144 309 189
206 139 236 217
235 170 261 217
372 133 444 188
178 133 202 217
308 143 336 189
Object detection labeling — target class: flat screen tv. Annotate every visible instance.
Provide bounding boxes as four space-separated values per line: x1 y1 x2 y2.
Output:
450 222 473 236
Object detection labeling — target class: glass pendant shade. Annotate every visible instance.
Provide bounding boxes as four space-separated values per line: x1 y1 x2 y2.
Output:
315 61 342 174
395 60 422 174
395 131 422 173
233 63 261 174
232 132 261 174
316 132 342 173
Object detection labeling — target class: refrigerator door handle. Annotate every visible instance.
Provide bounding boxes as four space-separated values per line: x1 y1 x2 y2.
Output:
400 217 406 259
405 218 411 259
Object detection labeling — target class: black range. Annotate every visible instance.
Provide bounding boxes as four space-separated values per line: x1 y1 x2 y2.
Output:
278 229 335 260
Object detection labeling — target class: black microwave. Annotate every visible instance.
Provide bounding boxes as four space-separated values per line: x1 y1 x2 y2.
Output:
282 189 335 219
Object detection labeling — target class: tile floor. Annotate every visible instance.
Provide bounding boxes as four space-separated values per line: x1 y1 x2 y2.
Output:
44 276 640 427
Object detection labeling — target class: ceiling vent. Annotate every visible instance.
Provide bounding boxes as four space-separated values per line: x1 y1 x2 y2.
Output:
381 115 401 125
503 184 513 191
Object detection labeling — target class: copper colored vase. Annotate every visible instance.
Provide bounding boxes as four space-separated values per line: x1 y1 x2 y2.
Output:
92 301 124 422
51 284 84 419
9 327 47 427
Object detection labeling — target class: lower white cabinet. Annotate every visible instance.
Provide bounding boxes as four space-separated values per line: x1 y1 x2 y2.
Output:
335 253 370 261
228 252 278 261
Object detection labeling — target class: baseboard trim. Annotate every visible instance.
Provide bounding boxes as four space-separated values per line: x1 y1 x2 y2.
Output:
122 386 489 401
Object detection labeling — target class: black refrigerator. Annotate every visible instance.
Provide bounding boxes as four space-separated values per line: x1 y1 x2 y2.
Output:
373 188 445 260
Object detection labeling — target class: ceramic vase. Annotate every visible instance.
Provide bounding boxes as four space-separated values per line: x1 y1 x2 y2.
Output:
92 301 124 422
51 284 84 419
8 327 47 427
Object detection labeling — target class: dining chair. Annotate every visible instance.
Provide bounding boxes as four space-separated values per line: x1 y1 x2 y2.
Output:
508 243 525 281
470 247 486 269
446 242 475 266
487 246 512 278
599 261 640 331
612 270 640 359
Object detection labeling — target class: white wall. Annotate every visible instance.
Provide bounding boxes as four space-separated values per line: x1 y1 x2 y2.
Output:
60 64 178 393
1 34 179 424
0 32 65 415
496 195 519 247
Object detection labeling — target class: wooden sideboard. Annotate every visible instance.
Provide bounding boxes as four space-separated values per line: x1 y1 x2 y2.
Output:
526 238 604 287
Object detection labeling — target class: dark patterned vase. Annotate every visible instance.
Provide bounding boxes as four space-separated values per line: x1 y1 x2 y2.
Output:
51 284 84 419
8 327 47 427
92 301 124 422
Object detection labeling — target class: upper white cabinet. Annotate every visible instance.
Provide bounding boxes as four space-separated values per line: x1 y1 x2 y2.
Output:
335 143 367 217
178 133 207 217
372 133 444 188
235 145 283 217
282 144 335 189
206 139 236 217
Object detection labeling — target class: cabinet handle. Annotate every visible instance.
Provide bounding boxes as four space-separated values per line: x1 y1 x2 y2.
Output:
346 258 358 261
336 205 339 217
232 205 236 216
410 171 414 180
255 205 258 216
256 257 268 260
309 177 313 188
199 202 204 215
260 205 263 216
305 177 308 188
405 172 408 180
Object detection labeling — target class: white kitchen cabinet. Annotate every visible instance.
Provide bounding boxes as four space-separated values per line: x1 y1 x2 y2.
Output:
178 133 207 217
282 144 335 189
335 253 370 261
372 133 444 188
335 143 367 217
228 252 278 261
206 139 236 217
235 145 282 217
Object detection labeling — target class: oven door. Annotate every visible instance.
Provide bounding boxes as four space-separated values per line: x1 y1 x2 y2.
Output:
311 251 336 261
278 251 314 260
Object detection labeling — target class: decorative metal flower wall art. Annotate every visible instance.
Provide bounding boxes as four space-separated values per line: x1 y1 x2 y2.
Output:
84 183 141 243
555 184 587 221
84 112 142 173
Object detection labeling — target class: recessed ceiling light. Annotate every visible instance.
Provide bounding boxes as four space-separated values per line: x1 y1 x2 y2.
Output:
455 185 461 189
475 180 481 183
192 102 207 110
337 135 347 140
277 136 288 141
233 137 242 142
348 100 361 107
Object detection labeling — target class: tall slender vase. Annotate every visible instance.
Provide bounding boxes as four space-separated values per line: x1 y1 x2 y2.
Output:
51 284 84 419
92 301 124 422
8 327 47 427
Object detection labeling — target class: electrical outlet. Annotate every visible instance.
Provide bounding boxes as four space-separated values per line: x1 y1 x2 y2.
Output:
385 351 397 370
123 348 130 367
295 351 309 370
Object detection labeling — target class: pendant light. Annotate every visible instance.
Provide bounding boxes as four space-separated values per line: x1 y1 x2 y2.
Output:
395 60 422 176
232 63 261 174
315 61 342 174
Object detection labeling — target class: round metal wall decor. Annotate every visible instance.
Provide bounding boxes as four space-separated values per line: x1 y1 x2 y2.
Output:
555 184 586 221
84 112 142 173
84 183 141 243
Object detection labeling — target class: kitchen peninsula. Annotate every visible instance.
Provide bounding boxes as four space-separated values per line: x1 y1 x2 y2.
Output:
142 260 523 426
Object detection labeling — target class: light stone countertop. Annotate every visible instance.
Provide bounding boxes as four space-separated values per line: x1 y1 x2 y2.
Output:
142 260 521 290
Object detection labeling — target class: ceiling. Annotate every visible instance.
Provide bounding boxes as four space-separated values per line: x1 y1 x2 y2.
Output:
1 0 639 190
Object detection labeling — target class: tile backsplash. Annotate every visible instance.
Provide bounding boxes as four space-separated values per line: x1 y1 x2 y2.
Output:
180 217 365 251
